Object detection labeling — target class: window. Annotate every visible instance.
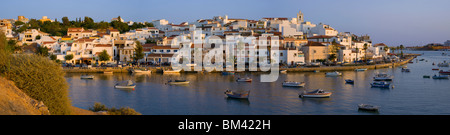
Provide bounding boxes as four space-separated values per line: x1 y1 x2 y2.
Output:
174 50 178 52
160 50 164 52
167 50 171 52
153 50 156 52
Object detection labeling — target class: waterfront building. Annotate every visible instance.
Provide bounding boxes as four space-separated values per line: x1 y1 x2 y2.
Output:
301 41 329 64
18 29 50 45
67 27 97 40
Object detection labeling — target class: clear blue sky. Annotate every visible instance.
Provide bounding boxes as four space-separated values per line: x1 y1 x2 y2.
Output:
2 0 450 46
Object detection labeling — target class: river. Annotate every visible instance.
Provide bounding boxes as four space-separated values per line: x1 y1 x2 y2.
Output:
66 51 450 115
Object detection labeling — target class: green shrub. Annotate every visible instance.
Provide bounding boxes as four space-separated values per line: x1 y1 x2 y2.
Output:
2 54 72 115
89 102 141 115
89 102 108 112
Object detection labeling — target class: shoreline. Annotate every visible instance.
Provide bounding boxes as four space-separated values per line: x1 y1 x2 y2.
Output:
63 56 415 73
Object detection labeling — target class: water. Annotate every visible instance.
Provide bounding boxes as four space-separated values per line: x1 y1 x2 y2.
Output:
67 51 450 115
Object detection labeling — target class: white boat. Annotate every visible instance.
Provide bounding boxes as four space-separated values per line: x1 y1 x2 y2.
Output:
236 77 252 82
163 69 181 74
355 68 367 71
370 81 391 88
401 68 410 72
299 89 332 98
437 63 449 67
325 71 342 76
432 75 449 79
373 73 393 81
224 90 250 99
280 70 287 73
114 80 136 89
282 81 305 87
167 79 190 85
103 71 113 74
80 75 94 79
358 104 379 111
131 69 151 74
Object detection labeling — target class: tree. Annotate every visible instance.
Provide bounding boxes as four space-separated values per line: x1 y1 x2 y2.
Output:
36 46 49 56
50 54 57 61
62 17 70 26
399 44 404 58
64 54 74 63
134 41 144 63
363 43 368 61
98 50 111 63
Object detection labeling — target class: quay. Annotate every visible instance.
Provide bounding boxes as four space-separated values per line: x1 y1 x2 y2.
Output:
63 55 416 73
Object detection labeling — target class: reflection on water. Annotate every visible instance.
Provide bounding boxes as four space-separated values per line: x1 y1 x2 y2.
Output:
67 51 450 115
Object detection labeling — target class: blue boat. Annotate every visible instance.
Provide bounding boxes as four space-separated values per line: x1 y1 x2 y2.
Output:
222 71 235 75
224 90 249 99
370 81 390 88
345 79 354 84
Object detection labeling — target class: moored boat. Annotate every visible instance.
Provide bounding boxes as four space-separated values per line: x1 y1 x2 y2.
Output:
236 77 252 82
163 69 181 74
222 71 235 75
167 79 190 85
325 71 342 76
373 73 393 81
355 68 367 71
432 68 439 71
439 70 450 75
280 70 287 73
80 74 94 79
282 81 305 87
358 104 379 111
432 75 449 79
370 81 390 88
299 89 332 98
423 75 431 78
438 62 449 67
114 80 136 89
224 90 250 99
131 69 151 74
401 68 410 72
345 79 354 84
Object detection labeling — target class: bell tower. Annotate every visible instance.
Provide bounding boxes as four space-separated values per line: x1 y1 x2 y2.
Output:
297 10 304 23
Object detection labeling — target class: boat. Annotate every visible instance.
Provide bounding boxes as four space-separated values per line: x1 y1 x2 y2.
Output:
299 89 332 98
401 68 410 72
236 77 252 82
325 71 342 76
131 69 151 74
358 104 379 111
438 63 449 67
222 71 235 75
432 75 449 79
163 69 181 74
439 70 450 75
114 80 136 89
432 68 439 71
282 81 305 87
80 74 94 79
280 70 287 73
373 73 393 81
408 61 413 64
224 90 250 99
167 79 190 85
103 71 113 74
313 70 320 73
355 68 367 71
419 59 425 61
423 75 431 78
345 79 354 84
370 81 391 88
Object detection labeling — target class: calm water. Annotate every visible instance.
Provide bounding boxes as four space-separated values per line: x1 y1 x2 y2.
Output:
67 51 450 115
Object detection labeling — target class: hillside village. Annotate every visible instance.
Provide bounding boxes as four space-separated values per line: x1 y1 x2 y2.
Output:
0 11 394 67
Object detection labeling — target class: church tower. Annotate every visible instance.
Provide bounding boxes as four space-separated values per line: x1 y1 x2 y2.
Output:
297 10 304 23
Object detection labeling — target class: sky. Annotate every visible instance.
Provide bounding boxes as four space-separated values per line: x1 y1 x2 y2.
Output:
1 0 450 46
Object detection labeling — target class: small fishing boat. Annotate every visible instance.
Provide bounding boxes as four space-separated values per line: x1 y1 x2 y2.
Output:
115 80 136 89
423 75 431 78
439 70 450 75
163 69 181 74
224 90 250 99
325 71 342 76
355 68 367 71
280 70 287 73
373 73 393 81
222 71 235 75
345 79 354 84
282 81 305 87
313 70 320 73
236 77 252 82
103 71 113 74
370 81 390 88
432 68 439 71
167 79 190 85
358 104 379 111
401 68 410 72
408 61 413 64
80 74 94 79
299 89 332 98
438 63 449 67
432 75 449 79
131 69 151 74
419 59 425 61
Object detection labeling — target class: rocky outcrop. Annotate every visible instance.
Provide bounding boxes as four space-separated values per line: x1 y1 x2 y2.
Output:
0 77 50 115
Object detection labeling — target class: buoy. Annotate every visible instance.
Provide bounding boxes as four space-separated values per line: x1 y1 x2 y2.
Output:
392 85 395 89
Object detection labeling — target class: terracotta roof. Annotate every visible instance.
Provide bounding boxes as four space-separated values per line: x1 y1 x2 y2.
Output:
308 35 335 39
95 44 112 47
304 41 326 46
374 43 387 47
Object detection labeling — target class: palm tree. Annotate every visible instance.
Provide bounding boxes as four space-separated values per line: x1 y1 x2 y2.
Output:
363 43 368 62
399 44 404 58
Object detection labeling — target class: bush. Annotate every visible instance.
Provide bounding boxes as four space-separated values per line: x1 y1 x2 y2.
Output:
89 102 141 115
1 54 72 115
